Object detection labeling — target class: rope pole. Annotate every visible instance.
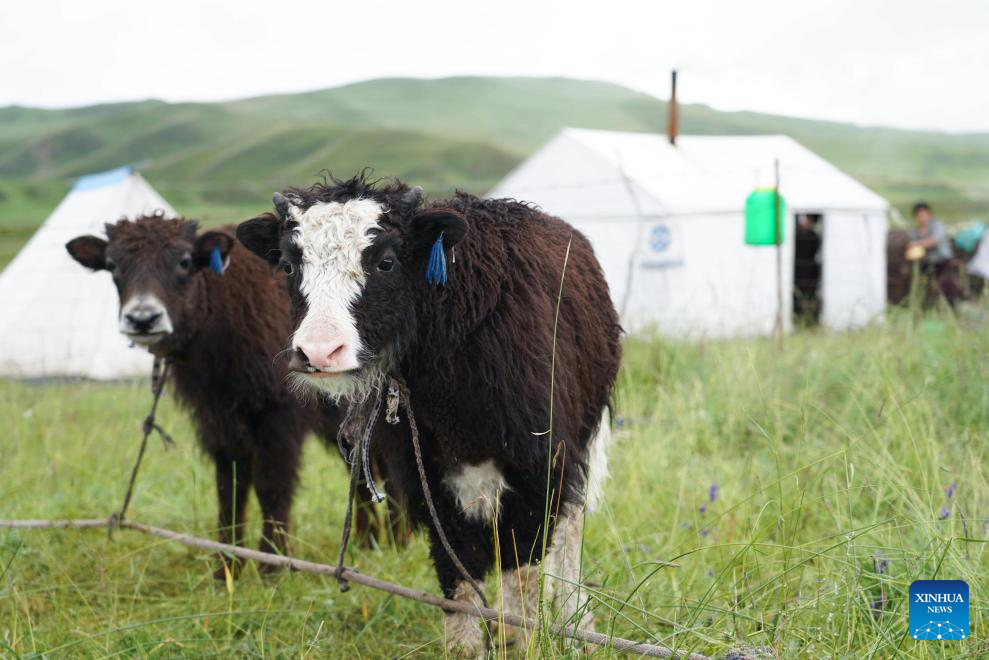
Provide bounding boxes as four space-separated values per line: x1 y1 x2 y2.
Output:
0 517 709 659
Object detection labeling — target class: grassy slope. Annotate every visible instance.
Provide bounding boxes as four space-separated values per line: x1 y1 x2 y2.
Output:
0 76 986 268
227 77 989 185
2 309 987 657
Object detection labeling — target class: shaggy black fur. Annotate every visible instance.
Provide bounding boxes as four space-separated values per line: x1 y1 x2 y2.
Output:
67 215 405 578
238 173 622 600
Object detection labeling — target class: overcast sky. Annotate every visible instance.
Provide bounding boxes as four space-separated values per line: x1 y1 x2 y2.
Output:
2 0 987 133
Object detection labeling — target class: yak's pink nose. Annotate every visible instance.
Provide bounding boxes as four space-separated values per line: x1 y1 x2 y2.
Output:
295 339 348 371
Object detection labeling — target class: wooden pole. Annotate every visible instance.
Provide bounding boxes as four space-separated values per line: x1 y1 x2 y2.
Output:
0 517 710 659
667 70 679 146
773 158 784 344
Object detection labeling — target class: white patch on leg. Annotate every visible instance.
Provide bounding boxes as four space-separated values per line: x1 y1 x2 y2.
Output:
584 408 613 512
499 564 539 650
545 505 594 631
445 580 486 658
443 459 510 523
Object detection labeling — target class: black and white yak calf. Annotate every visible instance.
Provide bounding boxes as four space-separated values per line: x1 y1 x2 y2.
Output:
237 175 622 655
66 215 404 579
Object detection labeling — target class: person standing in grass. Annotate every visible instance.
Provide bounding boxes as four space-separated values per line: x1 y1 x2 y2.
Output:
908 201 960 307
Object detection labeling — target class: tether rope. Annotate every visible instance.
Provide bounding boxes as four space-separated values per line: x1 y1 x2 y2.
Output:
393 376 489 608
108 357 172 538
0 517 710 659
334 376 488 609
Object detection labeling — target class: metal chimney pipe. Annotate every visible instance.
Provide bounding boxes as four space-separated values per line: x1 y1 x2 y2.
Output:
667 70 679 146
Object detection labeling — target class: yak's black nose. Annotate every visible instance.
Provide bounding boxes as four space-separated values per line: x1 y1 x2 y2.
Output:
124 308 163 334
288 347 316 373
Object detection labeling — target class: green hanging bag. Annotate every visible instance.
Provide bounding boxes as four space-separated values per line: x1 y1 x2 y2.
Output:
745 188 787 246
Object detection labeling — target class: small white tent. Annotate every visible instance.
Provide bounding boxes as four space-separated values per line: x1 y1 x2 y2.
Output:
491 128 888 338
0 167 175 379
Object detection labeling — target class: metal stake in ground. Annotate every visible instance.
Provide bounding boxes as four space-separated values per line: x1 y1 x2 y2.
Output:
108 357 173 538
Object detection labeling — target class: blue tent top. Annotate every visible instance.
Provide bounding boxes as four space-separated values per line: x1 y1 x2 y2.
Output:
71 166 134 192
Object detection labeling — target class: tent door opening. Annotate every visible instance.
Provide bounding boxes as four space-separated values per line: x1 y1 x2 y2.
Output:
793 212 823 325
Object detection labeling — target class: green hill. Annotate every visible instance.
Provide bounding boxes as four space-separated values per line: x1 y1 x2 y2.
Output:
2 76 988 267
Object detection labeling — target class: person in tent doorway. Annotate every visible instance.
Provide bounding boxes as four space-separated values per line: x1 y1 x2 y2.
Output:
793 214 822 324
908 201 960 308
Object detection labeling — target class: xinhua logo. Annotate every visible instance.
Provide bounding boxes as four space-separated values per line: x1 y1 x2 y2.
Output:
910 580 969 641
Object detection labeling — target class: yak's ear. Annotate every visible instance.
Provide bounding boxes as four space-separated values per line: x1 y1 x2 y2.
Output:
236 214 282 265
412 207 467 253
193 230 235 273
66 235 108 271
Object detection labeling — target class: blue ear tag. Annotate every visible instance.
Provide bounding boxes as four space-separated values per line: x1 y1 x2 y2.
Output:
209 245 225 275
426 233 447 286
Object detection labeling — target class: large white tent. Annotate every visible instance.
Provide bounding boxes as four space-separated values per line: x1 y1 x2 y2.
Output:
491 128 889 338
0 167 175 379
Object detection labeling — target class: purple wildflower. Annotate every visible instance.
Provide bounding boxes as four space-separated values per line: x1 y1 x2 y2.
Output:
700 527 709 537
873 551 889 574
945 482 958 499
939 506 951 520
699 504 708 515
709 483 719 502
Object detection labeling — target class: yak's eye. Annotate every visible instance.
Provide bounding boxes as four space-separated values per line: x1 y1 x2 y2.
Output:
279 259 294 275
178 255 192 272
105 258 117 273
377 257 394 272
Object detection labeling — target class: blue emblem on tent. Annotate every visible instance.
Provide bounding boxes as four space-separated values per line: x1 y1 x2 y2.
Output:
649 225 671 253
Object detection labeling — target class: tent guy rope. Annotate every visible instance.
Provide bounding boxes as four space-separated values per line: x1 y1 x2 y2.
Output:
0 516 710 659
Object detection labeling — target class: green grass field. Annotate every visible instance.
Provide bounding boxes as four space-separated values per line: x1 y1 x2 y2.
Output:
2 308 987 658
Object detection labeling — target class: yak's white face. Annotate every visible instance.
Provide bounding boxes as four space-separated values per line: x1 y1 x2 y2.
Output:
289 198 384 400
